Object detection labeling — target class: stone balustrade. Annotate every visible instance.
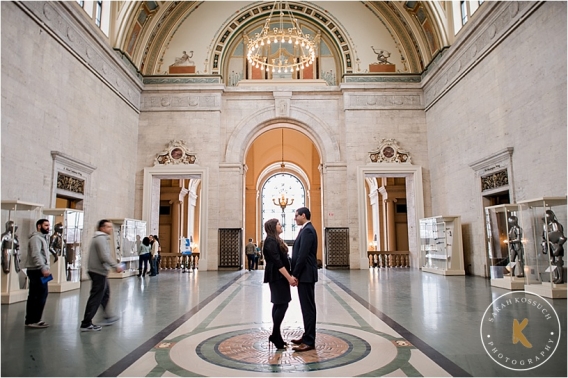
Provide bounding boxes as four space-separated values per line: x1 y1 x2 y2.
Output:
367 251 410 268
159 252 200 270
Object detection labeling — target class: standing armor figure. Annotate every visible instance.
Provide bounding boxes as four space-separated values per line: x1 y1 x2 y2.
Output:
507 216 524 277
541 210 566 284
49 222 64 263
1 221 20 274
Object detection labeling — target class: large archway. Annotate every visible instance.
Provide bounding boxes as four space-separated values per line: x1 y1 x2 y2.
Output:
244 127 323 263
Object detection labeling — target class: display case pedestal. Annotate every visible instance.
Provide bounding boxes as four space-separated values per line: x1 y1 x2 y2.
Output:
420 216 465 276
518 197 567 299
491 277 525 290
48 255 80 292
1 258 28 304
525 283 567 299
422 266 465 276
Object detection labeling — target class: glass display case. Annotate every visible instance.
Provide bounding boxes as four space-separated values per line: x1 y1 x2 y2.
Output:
484 204 524 290
518 197 567 298
43 208 83 292
108 218 147 278
420 215 464 275
1 200 43 304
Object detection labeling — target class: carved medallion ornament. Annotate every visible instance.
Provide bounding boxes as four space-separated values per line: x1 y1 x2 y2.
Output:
154 140 197 166
369 139 412 164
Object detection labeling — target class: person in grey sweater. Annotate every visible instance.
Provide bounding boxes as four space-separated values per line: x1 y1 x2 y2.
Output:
80 219 123 332
25 219 52 328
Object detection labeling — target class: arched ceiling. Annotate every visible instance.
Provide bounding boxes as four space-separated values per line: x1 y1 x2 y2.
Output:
112 1 450 75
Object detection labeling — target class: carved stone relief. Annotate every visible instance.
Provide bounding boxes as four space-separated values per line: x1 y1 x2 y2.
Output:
369 139 412 164
142 94 221 111
347 94 422 109
57 173 85 194
275 99 290 117
154 140 197 166
481 169 508 192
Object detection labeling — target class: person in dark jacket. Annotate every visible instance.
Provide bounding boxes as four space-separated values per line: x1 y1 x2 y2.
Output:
290 207 318 352
80 220 123 331
263 218 297 350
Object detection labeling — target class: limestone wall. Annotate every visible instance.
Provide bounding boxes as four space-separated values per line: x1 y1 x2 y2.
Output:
422 2 567 276
137 82 429 270
1 2 142 279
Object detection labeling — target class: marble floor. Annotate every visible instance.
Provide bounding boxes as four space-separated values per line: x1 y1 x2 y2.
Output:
1 268 566 377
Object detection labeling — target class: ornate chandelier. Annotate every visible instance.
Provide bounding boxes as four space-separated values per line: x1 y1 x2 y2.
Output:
246 0 316 74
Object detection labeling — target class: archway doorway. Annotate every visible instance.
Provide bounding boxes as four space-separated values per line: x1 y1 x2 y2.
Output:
142 165 208 271
244 127 322 266
357 165 425 269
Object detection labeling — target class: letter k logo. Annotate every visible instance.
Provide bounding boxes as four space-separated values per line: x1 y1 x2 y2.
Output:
513 318 532 348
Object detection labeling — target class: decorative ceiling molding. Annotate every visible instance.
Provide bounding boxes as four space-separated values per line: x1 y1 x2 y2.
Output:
116 1 450 75
363 2 419 72
401 1 443 57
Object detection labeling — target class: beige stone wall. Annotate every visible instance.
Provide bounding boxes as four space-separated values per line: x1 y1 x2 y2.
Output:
423 2 567 276
137 83 429 270
1 2 142 279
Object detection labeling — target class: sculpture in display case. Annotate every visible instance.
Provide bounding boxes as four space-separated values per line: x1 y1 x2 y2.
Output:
1 221 20 274
108 218 147 278
49 222 63 263
485 204 525 290
541 210 565 284
507 215 525 278
42 208 83 292
2 200 44 304
518 196 566 298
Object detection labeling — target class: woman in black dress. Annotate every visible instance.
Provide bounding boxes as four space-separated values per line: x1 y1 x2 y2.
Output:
263 218 297 349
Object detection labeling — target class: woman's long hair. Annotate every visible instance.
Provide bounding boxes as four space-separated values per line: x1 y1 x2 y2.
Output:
142 237 150 246
264 218 288 253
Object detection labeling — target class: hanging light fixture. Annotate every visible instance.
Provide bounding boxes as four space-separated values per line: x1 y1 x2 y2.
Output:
247 0 316 74
280 128 286 169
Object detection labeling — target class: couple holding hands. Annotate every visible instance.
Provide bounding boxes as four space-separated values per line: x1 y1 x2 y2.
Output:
262 207 318 352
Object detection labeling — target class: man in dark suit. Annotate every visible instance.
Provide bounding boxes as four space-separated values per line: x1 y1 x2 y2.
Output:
290 207 318 352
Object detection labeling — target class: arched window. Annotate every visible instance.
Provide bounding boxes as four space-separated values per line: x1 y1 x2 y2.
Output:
261 173 305 241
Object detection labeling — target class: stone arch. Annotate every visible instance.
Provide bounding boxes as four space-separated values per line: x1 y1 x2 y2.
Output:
224 106 341 164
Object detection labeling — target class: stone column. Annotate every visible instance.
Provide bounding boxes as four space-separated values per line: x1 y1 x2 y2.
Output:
170 199 181 253
379 186 397 251
369 189 380 250
187 191 198 241
384 198 398 251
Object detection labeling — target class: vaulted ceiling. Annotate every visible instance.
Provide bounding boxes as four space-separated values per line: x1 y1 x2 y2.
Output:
111 1 451 75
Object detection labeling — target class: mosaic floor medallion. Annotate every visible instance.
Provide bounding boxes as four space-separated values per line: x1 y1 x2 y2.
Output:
196 328 371 373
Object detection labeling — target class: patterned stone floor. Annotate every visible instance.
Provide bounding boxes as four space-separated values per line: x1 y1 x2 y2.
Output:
118 273 450 377
2 269 565 377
